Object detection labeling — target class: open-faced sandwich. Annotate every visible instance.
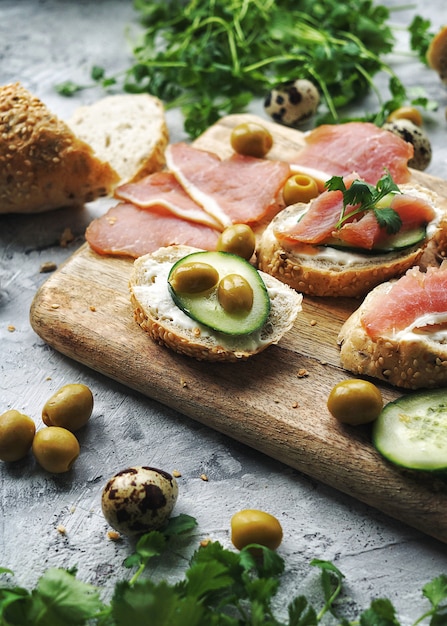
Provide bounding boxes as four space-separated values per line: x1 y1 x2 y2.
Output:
129 245 302 362
338 263 447 389
257 171 447 298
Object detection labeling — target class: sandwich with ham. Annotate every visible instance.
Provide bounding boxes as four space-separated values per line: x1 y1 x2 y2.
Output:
338 263 447 389
257 172 447 298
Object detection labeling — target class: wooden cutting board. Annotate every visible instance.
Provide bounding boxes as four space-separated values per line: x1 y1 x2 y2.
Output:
30 114 447 544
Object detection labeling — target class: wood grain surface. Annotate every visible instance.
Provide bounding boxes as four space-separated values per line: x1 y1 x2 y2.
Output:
30 114 447 543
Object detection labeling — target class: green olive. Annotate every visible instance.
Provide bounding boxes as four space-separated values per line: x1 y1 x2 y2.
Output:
231 509 283 551
216 224 256 260
32 427 80 473
386 106 423 127
327 379 383 425
169 261 219 294
0 410 36 462
42 383 93 432
230 122 273 158
218 274 254 314
283 174 319 205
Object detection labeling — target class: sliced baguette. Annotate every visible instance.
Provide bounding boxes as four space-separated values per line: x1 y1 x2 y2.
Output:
257 183 446 298
0 82 119 214
129 245 303 362
338 279 447 390
68 93 169 184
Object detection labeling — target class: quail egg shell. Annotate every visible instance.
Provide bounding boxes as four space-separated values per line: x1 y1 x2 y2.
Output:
101 466 179 536
264 79 320 127
382 119 432 171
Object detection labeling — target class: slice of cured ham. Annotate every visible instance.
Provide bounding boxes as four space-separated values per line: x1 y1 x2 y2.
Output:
115 171 224 230
85 202 220 259
275 183 436 250
166 142 291 227
291 122 414 185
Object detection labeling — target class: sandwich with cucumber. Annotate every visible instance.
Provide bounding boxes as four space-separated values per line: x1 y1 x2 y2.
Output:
129 245 302 362
257 171 447 298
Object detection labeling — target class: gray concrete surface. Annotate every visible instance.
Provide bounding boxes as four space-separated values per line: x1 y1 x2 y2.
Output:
1 0 447 622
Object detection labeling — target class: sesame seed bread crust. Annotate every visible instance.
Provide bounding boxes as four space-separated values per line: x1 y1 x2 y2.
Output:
337 283 447 389
68 94 169 184
129 245 303 362
257 184 445 298
0 82 119 214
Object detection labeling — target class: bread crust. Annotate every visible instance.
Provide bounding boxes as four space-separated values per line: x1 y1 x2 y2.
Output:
257 184 445 298
129 245 302 362
338 283 447 389
0 82 119 214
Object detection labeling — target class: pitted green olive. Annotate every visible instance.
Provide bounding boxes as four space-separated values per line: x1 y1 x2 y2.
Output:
231 509 283 551
230 122 273 158
218 274 254 314
42 383 93 432
327 379 383 425
217 224 256 260
168 261 219 294
0 410 36 462
32 426 80 473
283 174 319 205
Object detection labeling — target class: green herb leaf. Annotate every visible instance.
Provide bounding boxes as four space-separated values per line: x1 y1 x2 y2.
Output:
325 171 402 233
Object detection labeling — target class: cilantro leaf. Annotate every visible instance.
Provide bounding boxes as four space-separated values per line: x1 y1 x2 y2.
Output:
325 171 402 234
359 597 400 625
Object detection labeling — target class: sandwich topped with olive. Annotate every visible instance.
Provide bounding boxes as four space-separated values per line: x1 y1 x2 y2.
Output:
257 171 447 298
129 236 302 362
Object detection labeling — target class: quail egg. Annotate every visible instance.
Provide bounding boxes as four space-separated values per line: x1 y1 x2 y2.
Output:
264 79 320 127
382 119 432 171
101 466 179 536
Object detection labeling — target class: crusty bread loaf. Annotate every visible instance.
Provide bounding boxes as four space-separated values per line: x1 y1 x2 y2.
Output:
0 82 119 214
68 94 169 184
338 280 447 389
257 183 445 298
129 245 303 362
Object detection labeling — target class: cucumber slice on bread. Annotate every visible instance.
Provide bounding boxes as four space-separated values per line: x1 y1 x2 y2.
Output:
168 251 270 335
373 389 447 472
323 225 427 255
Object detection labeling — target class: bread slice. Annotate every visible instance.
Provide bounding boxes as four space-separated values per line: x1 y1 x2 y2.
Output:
129 245 303 362
257 183 445 298
68 93 169 184
338 278 447 390
0 83 120 214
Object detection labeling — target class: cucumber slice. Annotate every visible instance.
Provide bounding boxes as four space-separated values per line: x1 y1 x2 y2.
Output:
323 226 427 255
372 389 447 472
168 251 270 336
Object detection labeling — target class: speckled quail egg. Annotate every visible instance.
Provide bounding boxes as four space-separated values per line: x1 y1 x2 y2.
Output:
264 79 320 127
382 118 432 171
101 466 179 536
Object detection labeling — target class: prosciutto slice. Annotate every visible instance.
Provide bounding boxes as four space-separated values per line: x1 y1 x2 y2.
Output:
291 122 414 185
115 171 223 230
85 202 220 259
166 142 291 227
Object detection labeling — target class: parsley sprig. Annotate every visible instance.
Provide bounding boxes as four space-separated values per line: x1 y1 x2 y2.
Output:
1 514 447 625
56 0 436 138
326 171 403 234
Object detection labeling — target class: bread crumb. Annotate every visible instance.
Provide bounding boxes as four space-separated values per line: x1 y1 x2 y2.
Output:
107 530 121 542
200 473 209 482
56 524 66 535
297 368 309 378
39 261 57 273
310 319 317 326
172 469 182 478
7 325 15 332
89 305 96 312
60 227 74 247
291 401 299 408
51 303 60 309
